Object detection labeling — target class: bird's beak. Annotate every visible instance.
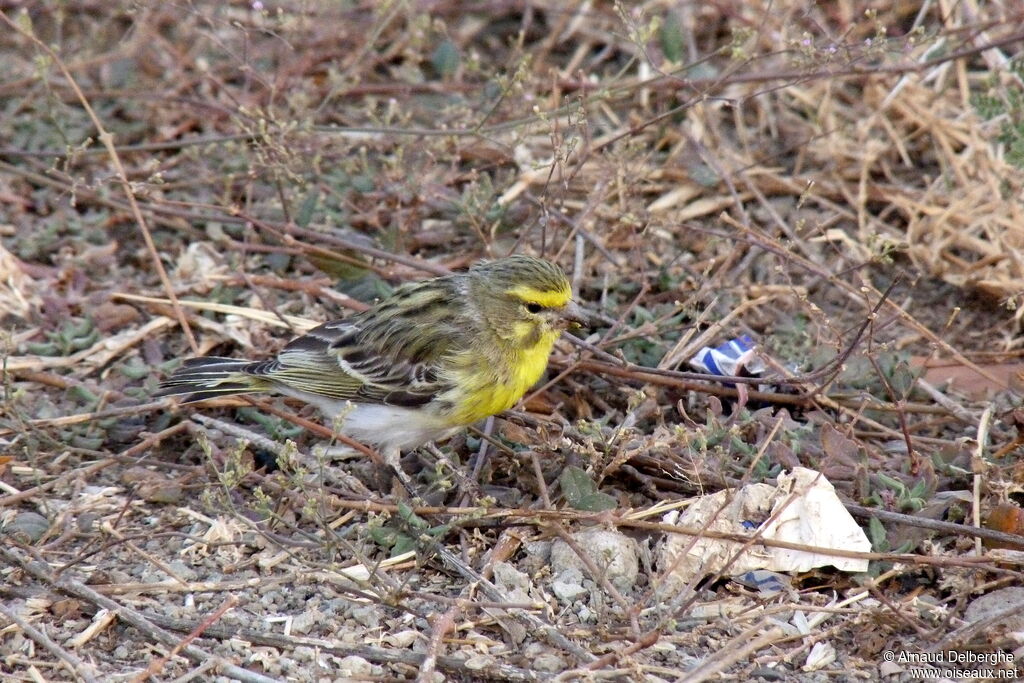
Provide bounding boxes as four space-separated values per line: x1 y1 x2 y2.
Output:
559 300 588 330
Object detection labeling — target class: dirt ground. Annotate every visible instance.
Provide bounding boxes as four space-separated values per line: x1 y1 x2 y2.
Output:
3 2 1024 681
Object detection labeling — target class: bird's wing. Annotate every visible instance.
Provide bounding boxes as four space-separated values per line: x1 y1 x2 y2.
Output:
252 281 467 407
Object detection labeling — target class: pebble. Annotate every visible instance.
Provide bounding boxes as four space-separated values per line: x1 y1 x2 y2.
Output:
533 653 566 672
2 511 50 543
338 656 372 676
550 529 639 592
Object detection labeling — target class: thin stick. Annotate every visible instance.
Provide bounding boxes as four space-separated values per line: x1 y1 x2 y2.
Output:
974 406 995 555
0 458 116 508
417 607 460 683
133 595 240 682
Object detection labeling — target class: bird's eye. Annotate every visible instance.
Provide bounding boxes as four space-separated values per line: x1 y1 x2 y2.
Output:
525 302 543 314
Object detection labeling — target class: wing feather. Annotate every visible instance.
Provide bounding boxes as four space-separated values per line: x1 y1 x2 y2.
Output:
256 279 469 408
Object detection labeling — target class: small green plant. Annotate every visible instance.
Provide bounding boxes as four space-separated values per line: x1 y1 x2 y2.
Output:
971 57 1024 169
25 317 97 356
659 10 684 64
368 502 451 556
865 516 914 576
868 472 933 513
237 407 304 441
431 38 460 80
560 466 617 511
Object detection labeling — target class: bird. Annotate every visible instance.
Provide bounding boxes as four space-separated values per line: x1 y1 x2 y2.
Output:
155 255 586 474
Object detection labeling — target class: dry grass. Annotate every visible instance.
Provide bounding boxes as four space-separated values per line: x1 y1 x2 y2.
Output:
2 1 1024 680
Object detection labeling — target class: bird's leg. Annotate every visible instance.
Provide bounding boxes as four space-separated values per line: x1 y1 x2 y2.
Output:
382 445 402 472
383 445 419 497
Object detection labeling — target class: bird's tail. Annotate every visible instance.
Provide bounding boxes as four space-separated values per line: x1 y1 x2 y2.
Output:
154 357 272 403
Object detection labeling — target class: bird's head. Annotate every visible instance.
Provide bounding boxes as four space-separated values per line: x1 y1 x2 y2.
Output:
469 255 587 348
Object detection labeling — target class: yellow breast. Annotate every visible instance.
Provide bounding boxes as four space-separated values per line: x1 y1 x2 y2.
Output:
448 327 561 425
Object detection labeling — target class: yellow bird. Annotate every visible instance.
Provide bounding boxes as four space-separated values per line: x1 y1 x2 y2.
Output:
156 255 586 468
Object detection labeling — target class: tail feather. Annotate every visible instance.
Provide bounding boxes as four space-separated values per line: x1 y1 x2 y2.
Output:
155 356 271 403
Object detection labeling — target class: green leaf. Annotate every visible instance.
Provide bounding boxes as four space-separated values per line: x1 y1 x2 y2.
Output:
339 271 392 303
68 385 99 406
296 188 319 227
70 434 104 450
25 342 57 355
392 533 417 556
369 526 398 548
908 479 929 501
350 173 375 194
867 517 888 551
576 492 618 512
875 472 906 494
660 10 685 63
902 497 924 513
432 39 460 79
307 254 370 281
397 501 430 530
560 466 595 503
427 523 452 538
560 466 616 511
118 359 150 379
891 539 916 554
888 360 916 400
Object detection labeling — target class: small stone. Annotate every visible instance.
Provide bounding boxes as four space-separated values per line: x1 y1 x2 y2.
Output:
523 540 551 560
292 646 316 662
522 642 547 658
751 667 788 681
120 466 161 485
464 654 495 670
77 513 98 533
878 661 903 677
351 606 381 629
289 609 321 635
51 598 82 619
964 587 1024 628
533 654 566 672
963 587 1024 645
136 480 183 504
165 561 198 582
551 581 588 602
492 561 533 602
383 629 420 648
550 529 639 593
338 656 372 676
120 467 183 504
2 511 50 543
91 302 140 332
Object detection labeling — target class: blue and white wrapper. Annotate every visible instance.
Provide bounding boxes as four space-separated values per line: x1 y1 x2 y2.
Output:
689 335 765 377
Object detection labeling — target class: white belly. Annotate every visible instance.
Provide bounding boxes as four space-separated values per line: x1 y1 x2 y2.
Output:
277 389 458 452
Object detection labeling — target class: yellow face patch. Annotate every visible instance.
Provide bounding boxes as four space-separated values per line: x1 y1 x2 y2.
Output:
506 283 572 308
